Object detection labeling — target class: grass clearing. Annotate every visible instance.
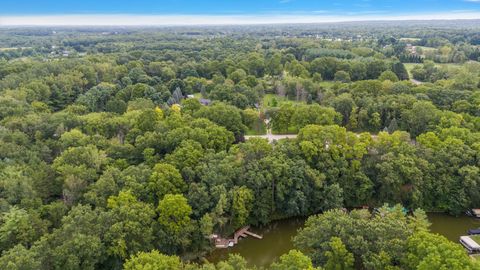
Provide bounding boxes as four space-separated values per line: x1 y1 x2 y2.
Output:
246 118 267 135
470 235 480 244
262 94 304 109
318 81 336 88
262 94 288 107
193 93 203 99
0 47 32 51
416 46 437 53
272 126 298 135
262 81 335 109
436 63 462 69
404 62 463 77
404 63 420 77
399 37 422 42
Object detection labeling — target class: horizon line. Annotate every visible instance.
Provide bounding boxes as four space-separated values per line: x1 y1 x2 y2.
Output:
1 12 480 26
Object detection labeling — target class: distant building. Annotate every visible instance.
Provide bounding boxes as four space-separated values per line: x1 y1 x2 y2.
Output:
406 44 417 55
199 99 212 106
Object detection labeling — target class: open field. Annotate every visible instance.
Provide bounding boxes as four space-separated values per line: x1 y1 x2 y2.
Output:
416 46 437 53
400 37 421 42
0 47 32 51
404 62 463 78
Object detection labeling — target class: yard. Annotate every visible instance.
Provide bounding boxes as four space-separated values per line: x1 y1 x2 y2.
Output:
261 94 304 109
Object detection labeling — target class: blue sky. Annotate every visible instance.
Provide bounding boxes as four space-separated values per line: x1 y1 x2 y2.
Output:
1 0 480 25
2 0 480 15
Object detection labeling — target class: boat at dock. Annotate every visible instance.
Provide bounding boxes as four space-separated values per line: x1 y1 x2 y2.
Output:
468 228 480 235
460 236 480 253
466 209 480 218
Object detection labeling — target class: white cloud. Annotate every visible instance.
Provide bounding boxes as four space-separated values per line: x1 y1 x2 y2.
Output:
1 12 480 26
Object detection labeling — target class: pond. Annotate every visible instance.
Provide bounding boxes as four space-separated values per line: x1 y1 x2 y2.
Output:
206 213 480 268
428 212 480 241
206 218 305 267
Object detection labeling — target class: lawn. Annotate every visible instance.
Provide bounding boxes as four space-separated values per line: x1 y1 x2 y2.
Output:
261 94 304 109
403 63 420 77
272 126 298 135
470 235 480 245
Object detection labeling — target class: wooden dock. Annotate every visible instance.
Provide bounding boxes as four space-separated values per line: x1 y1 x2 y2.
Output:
213 226 263 248
244 230 263 239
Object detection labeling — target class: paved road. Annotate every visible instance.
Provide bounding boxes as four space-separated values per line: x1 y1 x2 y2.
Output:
245 133 381 144
245 128 298 143
244 134 297 143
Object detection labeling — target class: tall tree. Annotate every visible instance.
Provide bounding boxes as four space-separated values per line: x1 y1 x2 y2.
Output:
123 250 183 270
106 191 156 259
157 194 193 254
324 237 354 270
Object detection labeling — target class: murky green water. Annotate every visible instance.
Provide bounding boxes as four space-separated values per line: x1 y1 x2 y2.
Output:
428 213 480 241
207 218 305 267
207 213 480 268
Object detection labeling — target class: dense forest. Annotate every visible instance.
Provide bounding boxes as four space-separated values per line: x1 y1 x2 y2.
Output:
0 21 480 269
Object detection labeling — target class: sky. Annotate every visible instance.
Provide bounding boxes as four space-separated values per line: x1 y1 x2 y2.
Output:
1 0 480 25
